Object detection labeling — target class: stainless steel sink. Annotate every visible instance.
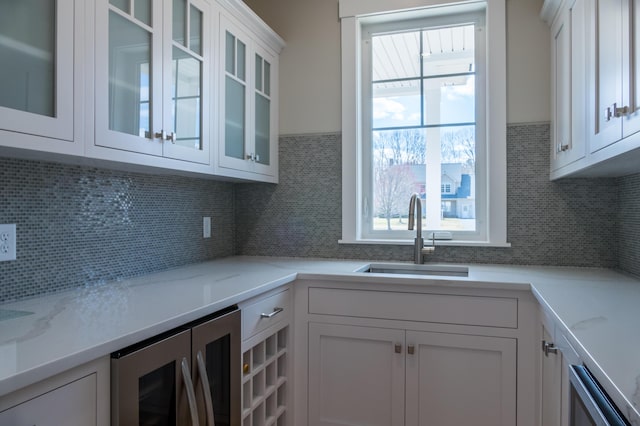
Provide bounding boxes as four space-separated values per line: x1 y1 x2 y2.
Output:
363 263 469 277
0 309 34 322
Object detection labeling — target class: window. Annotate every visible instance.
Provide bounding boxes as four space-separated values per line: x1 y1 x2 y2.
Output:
339 0 508 247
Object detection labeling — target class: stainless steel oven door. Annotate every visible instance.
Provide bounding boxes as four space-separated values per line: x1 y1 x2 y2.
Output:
569 365 629 426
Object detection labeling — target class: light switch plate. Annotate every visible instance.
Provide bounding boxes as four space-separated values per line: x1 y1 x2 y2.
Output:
0 224 16 261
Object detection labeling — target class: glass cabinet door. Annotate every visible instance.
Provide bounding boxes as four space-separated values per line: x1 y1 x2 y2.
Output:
0 0 74 141
254 52 271 166
253 43 278 175
224 26 248 160
95 0 209 163
163 0 210 164
95 0 163 156
218 14 279 180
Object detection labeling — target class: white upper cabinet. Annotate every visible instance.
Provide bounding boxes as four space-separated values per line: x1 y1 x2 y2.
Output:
588 0 640 151
547 0 587 174
0 0 284 180
0 0 83 155
92 0 211 167
545 0 640 178
215 1 283 183
587 0 640 157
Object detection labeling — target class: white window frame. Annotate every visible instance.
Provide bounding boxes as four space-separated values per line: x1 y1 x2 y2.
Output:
339 0 509 247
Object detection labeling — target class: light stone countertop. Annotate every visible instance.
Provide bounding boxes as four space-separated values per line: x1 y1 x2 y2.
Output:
1 256 639 424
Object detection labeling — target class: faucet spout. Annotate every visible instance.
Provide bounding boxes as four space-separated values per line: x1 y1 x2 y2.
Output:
408 193 434 264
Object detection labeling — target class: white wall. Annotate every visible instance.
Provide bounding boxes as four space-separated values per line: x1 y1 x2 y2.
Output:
244 0 550 134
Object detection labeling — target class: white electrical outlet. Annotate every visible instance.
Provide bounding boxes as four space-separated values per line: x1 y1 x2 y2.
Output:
203 217 211 238
0 224 16 261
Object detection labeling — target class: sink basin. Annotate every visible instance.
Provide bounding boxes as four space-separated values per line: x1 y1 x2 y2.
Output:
364 263 469 277
0 309 34 322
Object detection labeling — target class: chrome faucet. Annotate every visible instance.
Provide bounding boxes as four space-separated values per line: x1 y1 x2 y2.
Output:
408 193 435 264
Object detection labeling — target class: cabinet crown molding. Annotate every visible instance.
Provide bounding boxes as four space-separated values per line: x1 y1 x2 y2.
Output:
540 0 562 25
216 0 285 53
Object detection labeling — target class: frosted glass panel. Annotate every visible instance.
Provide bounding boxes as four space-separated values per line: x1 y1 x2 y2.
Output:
189 5 202 55
172 47 201 150
225 32 235 74
135 0 152 26
109 11 152 137
225 77 245 159
255 93 270 165
237 41 246 80
264 61 270 96
255 55 263 92
173 0 186 45
110 0 129 12
0 0 55 117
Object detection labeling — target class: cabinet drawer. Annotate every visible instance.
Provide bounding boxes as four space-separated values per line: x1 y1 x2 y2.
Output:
0 374 96 426
309 288 518 328
242 288 290 339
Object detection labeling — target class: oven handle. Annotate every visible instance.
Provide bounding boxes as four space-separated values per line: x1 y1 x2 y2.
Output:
196 350 216 426
181 357 201 426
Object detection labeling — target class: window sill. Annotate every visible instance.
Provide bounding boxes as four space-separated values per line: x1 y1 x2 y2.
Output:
338 238 511 248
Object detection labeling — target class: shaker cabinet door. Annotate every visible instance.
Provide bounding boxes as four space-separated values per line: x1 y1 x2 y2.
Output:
0 374 96 426
307 323 405 426
405 331 517 426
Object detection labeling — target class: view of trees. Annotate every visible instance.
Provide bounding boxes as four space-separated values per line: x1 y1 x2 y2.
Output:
373 126 475 230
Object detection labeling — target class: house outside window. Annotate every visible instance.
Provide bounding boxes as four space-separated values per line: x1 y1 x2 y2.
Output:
339 0 508 247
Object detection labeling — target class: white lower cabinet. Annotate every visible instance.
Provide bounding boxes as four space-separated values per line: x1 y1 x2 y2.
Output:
541 324 563 426
308 323 517 426
405 330 516 426
0 357 110 426
297 279 538 426
308 323 405 426
240 286 292 426
539 314 580 426
0 375 96 426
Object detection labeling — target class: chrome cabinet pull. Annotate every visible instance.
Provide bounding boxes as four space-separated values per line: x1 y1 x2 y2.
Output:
260 307 284 319
245 153 261 162
181 357 201 426
154 130 177 143
615 104 630 117
196 351 216 426
542 340 558 357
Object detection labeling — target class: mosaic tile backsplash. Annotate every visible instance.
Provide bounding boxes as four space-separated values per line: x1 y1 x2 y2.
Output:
0 159 235 302
236 123 622 267
3 122 640 302
618 173 640 278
